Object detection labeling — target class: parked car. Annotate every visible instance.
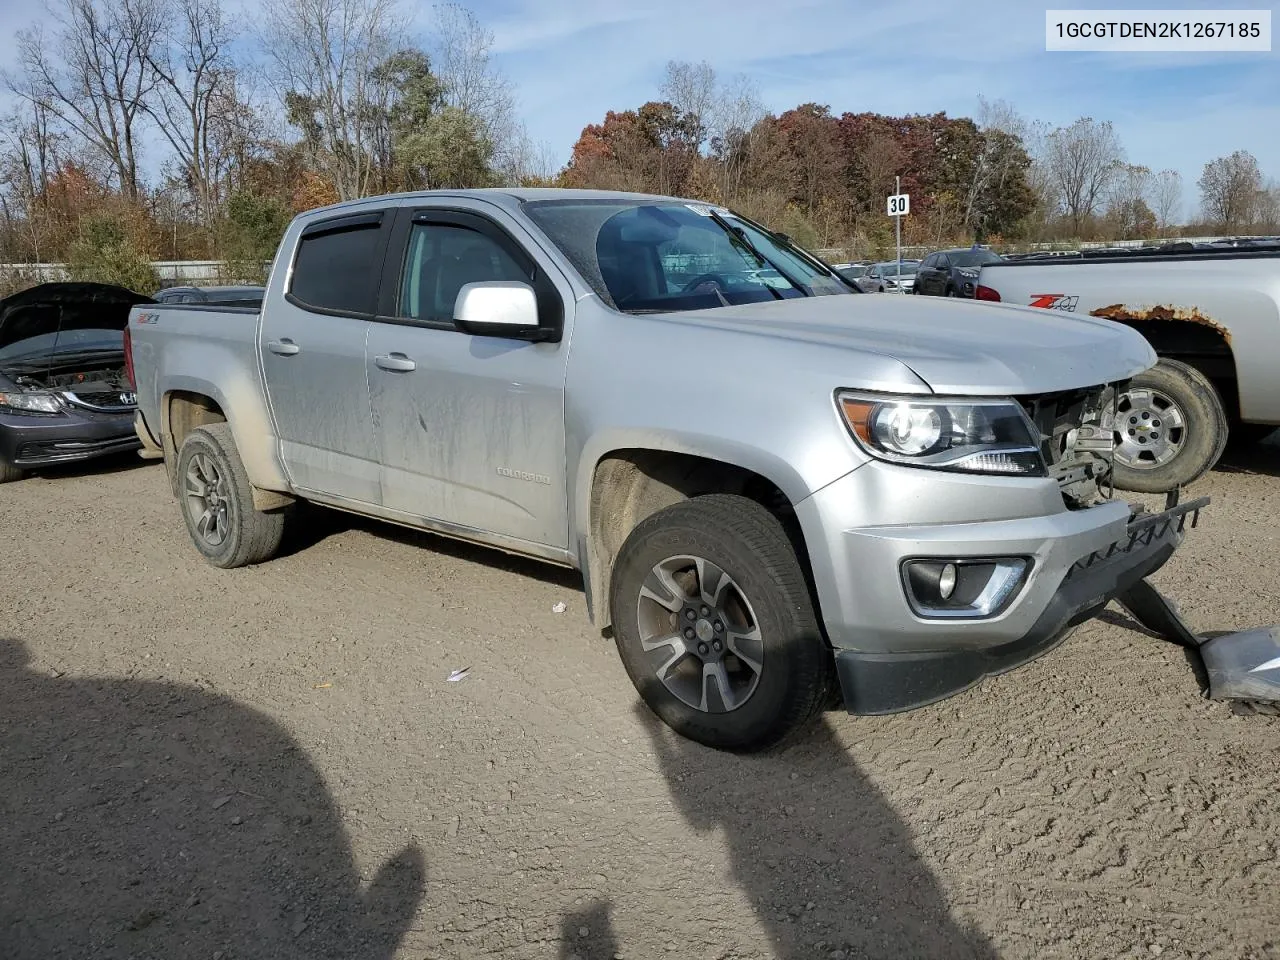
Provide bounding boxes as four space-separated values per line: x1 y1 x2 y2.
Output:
914 247 1005 297
130 188 1203 751
0 282 153 483
154 285 266 307
858 260 918 293
975 244 1280 492
831 262 871 284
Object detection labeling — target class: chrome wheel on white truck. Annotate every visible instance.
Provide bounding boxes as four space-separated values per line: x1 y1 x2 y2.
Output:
1111 358 1228 494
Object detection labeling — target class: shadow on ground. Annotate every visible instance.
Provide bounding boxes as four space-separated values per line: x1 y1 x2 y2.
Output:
1215 428 1279 479
277 502 583 591
562 707 997 960
0 639 424 960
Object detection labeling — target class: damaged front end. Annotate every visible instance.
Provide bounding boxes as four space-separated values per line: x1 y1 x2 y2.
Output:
1018 381 1280 711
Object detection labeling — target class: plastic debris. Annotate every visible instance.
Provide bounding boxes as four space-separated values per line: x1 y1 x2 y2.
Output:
552 601 567 613
312 682 332 689
447 667 471 682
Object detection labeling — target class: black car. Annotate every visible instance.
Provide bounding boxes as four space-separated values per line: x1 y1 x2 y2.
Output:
913 247 1005 297
0 282 154 483
154 284 265 306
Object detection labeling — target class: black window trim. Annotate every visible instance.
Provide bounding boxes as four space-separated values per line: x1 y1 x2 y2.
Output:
285 209 392 320
372 206 565 341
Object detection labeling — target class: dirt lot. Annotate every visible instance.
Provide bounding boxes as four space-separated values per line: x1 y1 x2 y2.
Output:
2 441 1278 960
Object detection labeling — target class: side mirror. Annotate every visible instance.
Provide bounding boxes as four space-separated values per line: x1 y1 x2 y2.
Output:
453 281 545 340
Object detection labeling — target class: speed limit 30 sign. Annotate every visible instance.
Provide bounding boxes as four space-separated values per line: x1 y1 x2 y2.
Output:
887 193 910 216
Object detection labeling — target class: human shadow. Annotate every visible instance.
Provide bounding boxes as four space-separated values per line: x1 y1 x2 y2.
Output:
635 706 998 959
557 899 619 960
0 638 425 960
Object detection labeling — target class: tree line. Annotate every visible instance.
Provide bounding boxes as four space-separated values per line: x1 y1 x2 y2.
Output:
0 0 1276 295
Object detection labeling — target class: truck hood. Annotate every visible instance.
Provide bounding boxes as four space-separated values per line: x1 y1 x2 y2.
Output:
661 293 1157 395
0 282 154 352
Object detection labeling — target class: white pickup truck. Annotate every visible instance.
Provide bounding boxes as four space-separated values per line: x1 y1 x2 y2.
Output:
975 245 1280 492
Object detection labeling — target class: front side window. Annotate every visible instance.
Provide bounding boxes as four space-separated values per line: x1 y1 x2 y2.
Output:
290 219 383 315
398 222 531 322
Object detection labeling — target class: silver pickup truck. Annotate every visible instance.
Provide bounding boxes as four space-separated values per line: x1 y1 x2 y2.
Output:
975 247 1280 493
126 188 1216 750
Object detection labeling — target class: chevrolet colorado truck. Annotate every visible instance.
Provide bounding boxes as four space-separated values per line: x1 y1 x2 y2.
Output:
127 188 1207 750
975 245 1280 493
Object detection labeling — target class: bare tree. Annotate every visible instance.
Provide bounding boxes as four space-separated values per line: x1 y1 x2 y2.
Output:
12 0 164 201
1151 169 1183 235
1044 116 1123 236
1198 150 1262 231
661 60 717 149
143 0 243 231
430 3 516 166
261 0 405 200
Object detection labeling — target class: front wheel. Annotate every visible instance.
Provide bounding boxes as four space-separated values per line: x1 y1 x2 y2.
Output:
176 422 287 568
609 494 834 751
0 460 23 483
1112 358 1228 493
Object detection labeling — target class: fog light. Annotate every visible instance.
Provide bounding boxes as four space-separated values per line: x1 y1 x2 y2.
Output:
938 563 957 599
902 557 1030 619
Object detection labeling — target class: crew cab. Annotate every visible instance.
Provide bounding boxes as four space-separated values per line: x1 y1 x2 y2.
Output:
975 245 1280 492
128 188 1204 750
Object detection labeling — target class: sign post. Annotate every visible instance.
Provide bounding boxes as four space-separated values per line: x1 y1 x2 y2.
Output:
886 178 910 294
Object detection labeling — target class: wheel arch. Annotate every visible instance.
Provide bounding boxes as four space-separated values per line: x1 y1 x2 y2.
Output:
161 377 292 509
578 444 821 632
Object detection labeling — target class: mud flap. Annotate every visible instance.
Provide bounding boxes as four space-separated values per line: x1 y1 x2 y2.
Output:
1115 578 1280 705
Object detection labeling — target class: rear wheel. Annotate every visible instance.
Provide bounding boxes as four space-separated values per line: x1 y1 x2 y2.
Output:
176 422 287 568
1112 358 1228 493
0 460 23 483
609 494 834 751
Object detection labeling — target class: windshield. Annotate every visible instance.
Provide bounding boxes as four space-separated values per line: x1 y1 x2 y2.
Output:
836 265 868 279
522 199 854 313
879 262 918 277
949 249 1004 268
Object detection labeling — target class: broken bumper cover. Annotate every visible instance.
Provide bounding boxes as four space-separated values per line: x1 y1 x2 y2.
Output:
0 408 142 469
795 462 1207 715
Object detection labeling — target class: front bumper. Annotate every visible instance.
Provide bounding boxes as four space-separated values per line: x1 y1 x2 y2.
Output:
795 462 1204 715
0 408 141 469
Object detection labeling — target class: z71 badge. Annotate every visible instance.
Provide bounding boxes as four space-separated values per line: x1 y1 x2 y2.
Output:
1028 294 1079 311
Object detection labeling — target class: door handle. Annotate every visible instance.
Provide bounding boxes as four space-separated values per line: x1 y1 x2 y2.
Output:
374 353 417 372
267 338 300 356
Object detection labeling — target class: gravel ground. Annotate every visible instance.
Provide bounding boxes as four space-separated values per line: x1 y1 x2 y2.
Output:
2 439 1278 960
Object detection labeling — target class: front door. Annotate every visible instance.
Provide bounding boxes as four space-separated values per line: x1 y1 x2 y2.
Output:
366 206 571 550
260 209 390 504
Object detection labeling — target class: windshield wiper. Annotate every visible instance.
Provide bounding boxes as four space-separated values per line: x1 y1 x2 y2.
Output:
703 209 789 299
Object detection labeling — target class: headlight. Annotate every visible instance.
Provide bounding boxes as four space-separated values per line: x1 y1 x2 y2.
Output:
837 392 1046 476
959 268 979 279
0 391 66 416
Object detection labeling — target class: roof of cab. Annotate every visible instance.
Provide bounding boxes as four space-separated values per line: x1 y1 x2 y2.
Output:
297 187 698 219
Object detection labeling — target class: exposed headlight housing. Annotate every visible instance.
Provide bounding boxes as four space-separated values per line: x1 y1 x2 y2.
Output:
837 392 1046 476
0 391 66 416
959 268 980 279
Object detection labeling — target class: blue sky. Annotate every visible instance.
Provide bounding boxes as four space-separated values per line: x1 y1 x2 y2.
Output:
1 0 1274 222
469 0 1279 220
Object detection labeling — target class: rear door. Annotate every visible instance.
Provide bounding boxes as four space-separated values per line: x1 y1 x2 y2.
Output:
365 202 572 550
260 208 392 504
916 254 939 294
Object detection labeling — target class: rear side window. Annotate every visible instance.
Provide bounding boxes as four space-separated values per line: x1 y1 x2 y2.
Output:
290 216 384 315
